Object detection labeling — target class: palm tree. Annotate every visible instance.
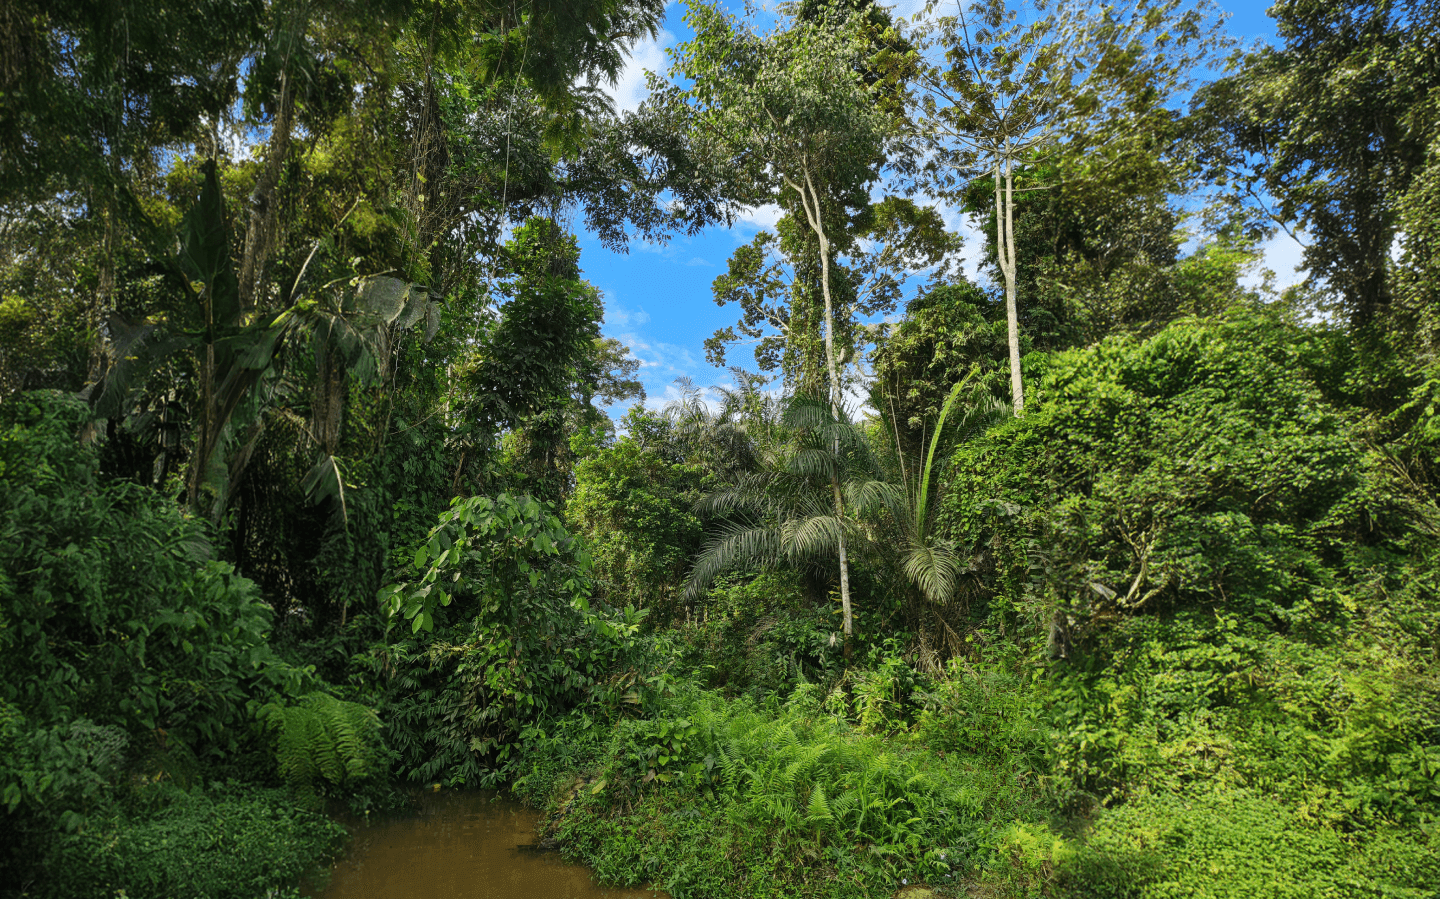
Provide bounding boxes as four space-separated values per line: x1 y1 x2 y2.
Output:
681 373 1005 660
681 394 894 654
875 372 1008 656
662 374 785 480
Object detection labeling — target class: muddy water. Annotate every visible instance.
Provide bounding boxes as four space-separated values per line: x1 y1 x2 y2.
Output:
307 791 666 899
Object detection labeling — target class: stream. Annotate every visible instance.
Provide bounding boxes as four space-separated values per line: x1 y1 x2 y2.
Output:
305 791 668 899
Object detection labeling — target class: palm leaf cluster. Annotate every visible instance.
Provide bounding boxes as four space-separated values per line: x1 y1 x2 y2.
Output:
681 393 883 604
680 372 1007 648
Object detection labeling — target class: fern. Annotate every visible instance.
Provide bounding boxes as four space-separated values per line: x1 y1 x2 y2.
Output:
259 692 382 804
805 783 833 826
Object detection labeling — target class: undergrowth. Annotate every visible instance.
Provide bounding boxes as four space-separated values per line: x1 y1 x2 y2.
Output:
516 667 1048 899
258 692 386 808
31 782 345 899
507 559 1439 899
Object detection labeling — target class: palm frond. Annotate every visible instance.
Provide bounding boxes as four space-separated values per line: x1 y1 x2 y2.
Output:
846 479 906 520
902 539 966 606
683 522 783 603
782 513 844 560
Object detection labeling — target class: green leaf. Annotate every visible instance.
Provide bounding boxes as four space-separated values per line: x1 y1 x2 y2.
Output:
177 160 240 330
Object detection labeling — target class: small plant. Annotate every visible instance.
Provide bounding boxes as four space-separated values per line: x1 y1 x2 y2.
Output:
851 639 919 734
258 692 383 806
629 716 706 785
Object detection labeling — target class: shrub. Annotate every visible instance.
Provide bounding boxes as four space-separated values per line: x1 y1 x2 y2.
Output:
377 492 643 785
0 392 311 807
0 701 127 830
1053 787 1437 899
942 310 1411 638
915 657 1045 773
38 783 344 899
677 572 844 700
926 312 1440 897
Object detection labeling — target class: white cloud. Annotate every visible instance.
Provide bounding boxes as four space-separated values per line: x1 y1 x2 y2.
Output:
625 334 699 376
841 376 877 419
686 257 713 267
604 28 674 114
883 0 931 24
603 294 650 328
1244 229 1308 292
733 203 784 233
913 193 991 287
607 330 723 417
956 215 991 287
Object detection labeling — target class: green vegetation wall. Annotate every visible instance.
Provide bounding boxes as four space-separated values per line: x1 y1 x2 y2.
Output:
0 392 307 762
569 438 710 614
935 311 1439 893
0 391 332 892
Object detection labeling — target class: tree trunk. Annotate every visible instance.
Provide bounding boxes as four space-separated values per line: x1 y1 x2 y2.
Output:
187 270 218 512
798 167 853 658
996 151 1024 415
90 205 115 385
238 68 295 311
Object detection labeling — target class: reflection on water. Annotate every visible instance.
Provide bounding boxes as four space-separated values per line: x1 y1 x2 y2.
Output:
308 791 665 899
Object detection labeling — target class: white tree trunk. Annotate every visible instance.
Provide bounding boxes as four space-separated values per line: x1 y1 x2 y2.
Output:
796 166 853 653
996 151 1024 415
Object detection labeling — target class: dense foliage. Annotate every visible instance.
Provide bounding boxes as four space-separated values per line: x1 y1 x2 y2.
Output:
3 0 1439 896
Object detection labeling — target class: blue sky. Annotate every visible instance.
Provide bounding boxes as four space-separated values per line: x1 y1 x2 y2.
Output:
576 1 1298 415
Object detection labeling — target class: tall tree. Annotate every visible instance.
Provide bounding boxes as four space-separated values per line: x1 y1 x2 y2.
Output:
913 0 1225 413
704 197 957 394
464 218 605 503
653 0 895 646
1191 0 1440 330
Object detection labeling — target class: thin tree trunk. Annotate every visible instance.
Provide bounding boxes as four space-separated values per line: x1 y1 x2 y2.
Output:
996 150 1023 415
188 289 217 511
90 205 115 385
797 166 853 657
238 68 295 311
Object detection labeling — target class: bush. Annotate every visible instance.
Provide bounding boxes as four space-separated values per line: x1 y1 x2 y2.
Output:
0 391 335 895
569 438 711 615
915 657 1045 773
942 310 1412 638
258 691 385 807
0 393 311 816
676 572 844 700
0 702 128 830
377 493 644 786
927 312 1440 897
38 783 344 899
1054 787 1438 899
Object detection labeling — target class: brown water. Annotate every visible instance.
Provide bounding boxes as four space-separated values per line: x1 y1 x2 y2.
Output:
306 791 666 899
